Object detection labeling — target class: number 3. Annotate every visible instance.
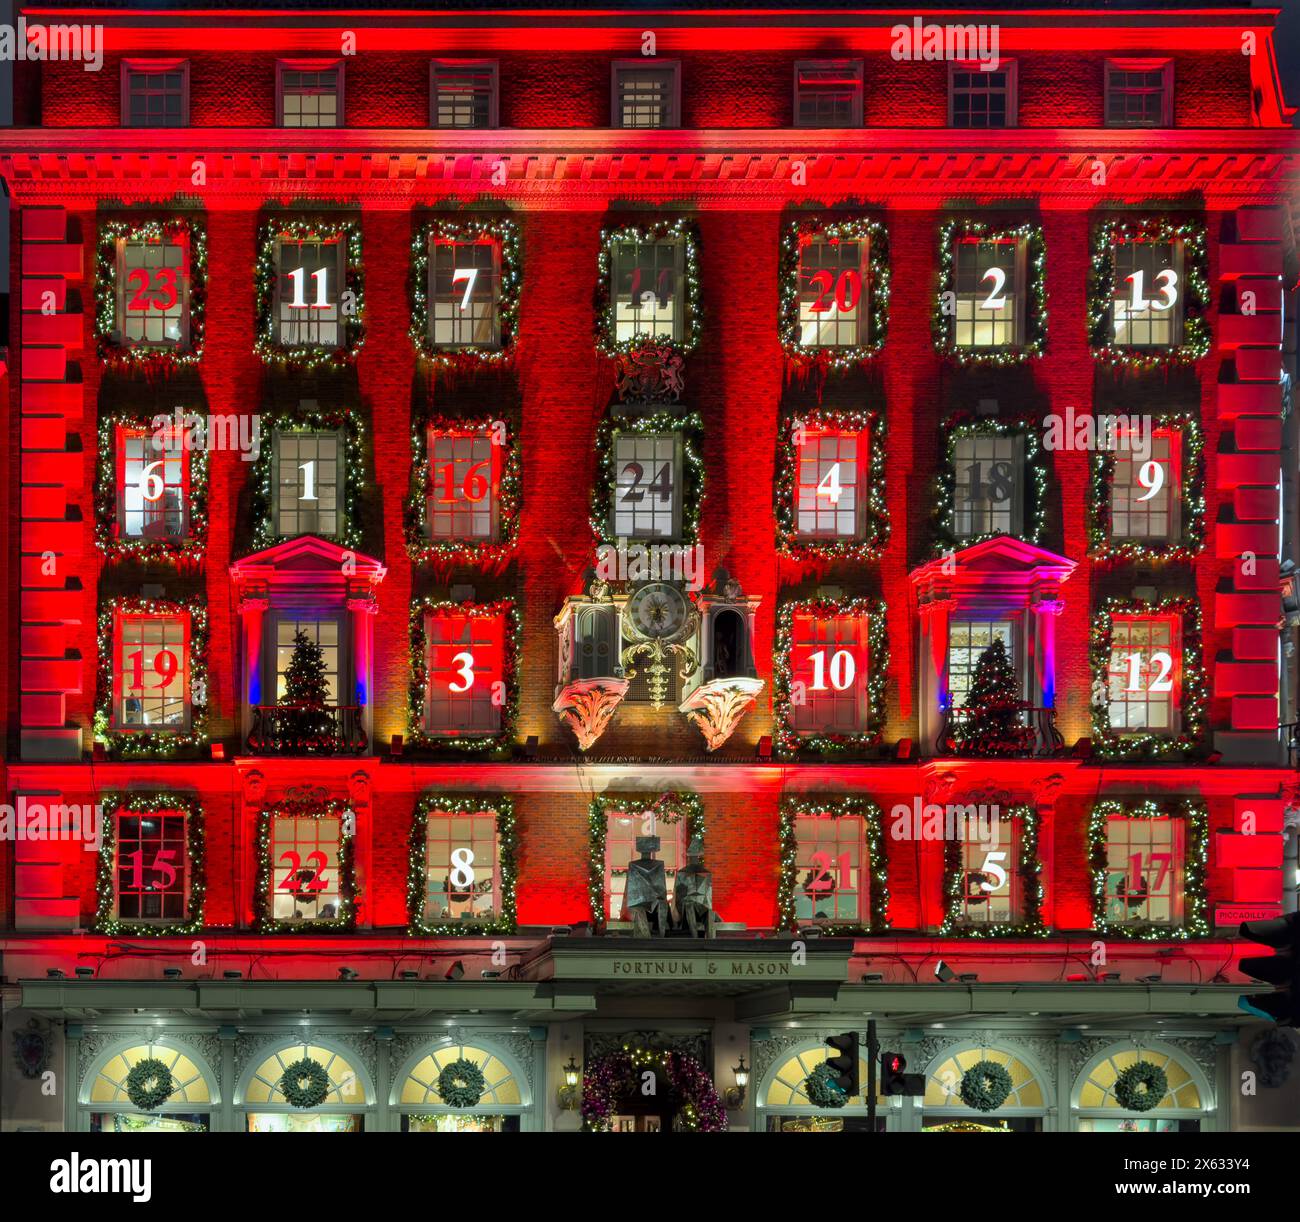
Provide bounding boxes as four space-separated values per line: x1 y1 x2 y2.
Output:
449 651 475 693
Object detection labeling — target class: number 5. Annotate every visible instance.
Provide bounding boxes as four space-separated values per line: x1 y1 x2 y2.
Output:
978 851 1008 892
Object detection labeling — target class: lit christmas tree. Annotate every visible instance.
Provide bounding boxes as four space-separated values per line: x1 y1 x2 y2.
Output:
282 628 334 749
951 638 1035 757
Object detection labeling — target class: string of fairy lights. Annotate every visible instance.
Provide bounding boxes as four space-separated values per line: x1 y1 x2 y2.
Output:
587 792 704 925
777 796 889 934
406 794 518 936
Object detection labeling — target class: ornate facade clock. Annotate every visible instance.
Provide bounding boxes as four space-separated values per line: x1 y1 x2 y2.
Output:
620 582 699 710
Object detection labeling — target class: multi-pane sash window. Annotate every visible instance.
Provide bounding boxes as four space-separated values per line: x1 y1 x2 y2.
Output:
602 809 687 920
1106 61 1172 127
1103 814 1183 926
114 614 190 731
1109 428 1180 542
952 433 1023 538
117 236 189 348
431 61 499 128
611 236 686 344
274 618 341 705
424 608 506 737
122 61 189 127
427 428 499 543
952 811 1019 926
798 235 869 349
949 62 1015 127
277 62 343 127
794 812 865 925
612 432 679 539
115 809 189 923
430 239 501 348
947 620 1016 709
118 425 189 541
1107 616 1180 735
787 612 870 736
795 427 867 539
1110 240 1183 348
270 813 345 925
794 60 863 127
274 238 343 347
423 807 501 923
613 61 679 128
952 238 1024 349
274 431 341 538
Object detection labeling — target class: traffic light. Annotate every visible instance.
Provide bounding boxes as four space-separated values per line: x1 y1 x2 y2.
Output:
823 1032 860 1097
1238 913 1300 1026
879 1050 926 1096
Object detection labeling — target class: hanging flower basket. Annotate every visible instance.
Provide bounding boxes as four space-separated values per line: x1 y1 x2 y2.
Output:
959 1060 1013 1112
124 1057 176 1112
280 1057 331 1109
438 1058 488 1109
803 1062 849 1109
1114 1060 1168 1113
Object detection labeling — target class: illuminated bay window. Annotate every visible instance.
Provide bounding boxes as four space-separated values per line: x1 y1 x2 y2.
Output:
113 807 190 925
610 233 686 344
276 61 343 127
112 611 190 733
420 806 502 924
1109 239 1184 349
612 431 680 539
950 237 1024 350
1106 614 1181 736
797 235 869 350
948 61 1016 128
793 810 866 926
1102 812 1183 927
794 59 863 127
274 236 343 347
116 424 190 542
613 60 680 128
115 231 190 350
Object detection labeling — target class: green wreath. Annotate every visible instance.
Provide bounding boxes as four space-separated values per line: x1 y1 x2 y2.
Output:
1114 1060 1168 1113
959 1060 1013 1112
124 1057 176 1112
803 1062 849 1109
437 1058 487 1109
279 1057 331 1109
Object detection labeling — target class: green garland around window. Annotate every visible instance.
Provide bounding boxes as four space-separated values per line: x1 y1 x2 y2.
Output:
938 804 1046 938
407 597 520 755
404 412 521 566
777 795 888 934
407 793 518 935
595 218 701 357
773 597 888 757
1088 216 1209 368
94 791 205 936
254 797 355 933
94 409 210 564
254 216 364 367
587 792 703 925
1088 797 1209 940
437 1058 488 1109
589 409 705 546
933 218 1047 364
93 594 210 759
779 212 890 370
1114 1060 1170 1112
1089 595 1207 761
775 408 889 562
933 414 1048 555
245 402 365 554
1086 409 1204 563
280 1057 332 1108
125 1057 177 1112
95 214 207 370
959 1060 1013 1111
409 215 521 368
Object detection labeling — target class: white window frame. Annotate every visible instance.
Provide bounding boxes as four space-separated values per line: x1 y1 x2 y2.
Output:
793 59 864 128
121 58 190 128
272 429 344 540
422 806 503 924
430 59 500 129
947 59 1017 128
951 433 1026 539
275 58 345 128
1103 814 1186 928
113 807 192 926
1105 58 1173 128
792 811 868 927
272 237 346 349
611 59 681 129
611 431 682 541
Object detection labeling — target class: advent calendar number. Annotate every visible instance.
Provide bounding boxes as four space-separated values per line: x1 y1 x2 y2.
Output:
980 266 1007 310
806 849 850 892
1124 650 1174 693
126 648 180 691
436 460 490 503
450 847 476 889
807 269 862 314
965 461 1014 503
809 648 855 692
1126 268 1178 312
620 462 673 503
448 651 476 693
126 266 179 311
287 266 330 309
278 849 329 893
124 848 179 891
1136 460 1165 501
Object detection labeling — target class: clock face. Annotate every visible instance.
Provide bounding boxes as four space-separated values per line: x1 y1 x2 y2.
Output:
626 583 690 640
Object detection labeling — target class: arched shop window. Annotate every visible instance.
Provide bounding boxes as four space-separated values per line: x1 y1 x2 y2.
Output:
393 1041 530 1133
759 1043 895 1133
1073 1044 1209 1133
922 1045 1050 1133
239 1041 371 1133
83 1038 215 1133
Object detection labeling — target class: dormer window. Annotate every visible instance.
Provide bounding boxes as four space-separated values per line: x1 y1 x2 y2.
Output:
948 60 1016 128
613 60 680 128
277 60 343 128
1105 59 1172 127
794 60 863 127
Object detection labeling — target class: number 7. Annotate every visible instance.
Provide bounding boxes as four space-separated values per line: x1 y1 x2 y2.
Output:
451 267 478 311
